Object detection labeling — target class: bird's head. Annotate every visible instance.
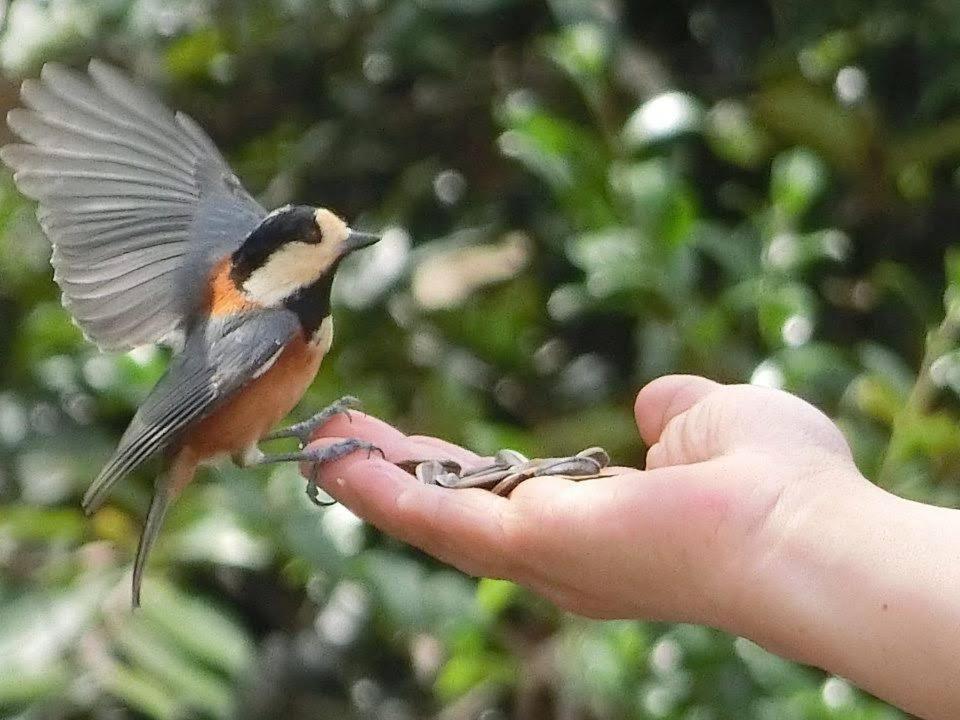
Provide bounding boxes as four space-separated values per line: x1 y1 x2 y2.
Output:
229 205 380 306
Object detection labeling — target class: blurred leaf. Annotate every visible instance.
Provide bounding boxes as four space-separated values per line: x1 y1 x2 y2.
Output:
757 281 817 349
361 550 479 634
498 105 615 228
0 663 70 705
112 619 235 719
706 101 774 168
165 28 224 81
434 648 514 701
770 148 828 219
0 505 84 542
104 665 181 720
566 228 659 297
139 585 254 677
475 579 520 616
623 92 704 149
545 23 611 82
734 638 816 693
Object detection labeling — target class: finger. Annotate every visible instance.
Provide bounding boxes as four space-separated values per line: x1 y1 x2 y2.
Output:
405 435 487 469
312 415 486 468
303 435 471 470
313 452 524 579
634 375 722 446
311 412 408 446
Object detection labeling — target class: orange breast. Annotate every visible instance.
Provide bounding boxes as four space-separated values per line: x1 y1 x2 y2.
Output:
180 333 324 460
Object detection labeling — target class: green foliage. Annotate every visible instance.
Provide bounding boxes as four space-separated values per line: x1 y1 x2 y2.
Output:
2 0 960 717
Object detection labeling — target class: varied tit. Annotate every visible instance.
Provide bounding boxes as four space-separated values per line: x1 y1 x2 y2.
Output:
1 60 383 606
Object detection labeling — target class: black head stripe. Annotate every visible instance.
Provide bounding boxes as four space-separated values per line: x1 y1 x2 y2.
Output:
230 205 319 283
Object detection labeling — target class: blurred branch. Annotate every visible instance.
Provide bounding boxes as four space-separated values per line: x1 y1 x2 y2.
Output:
890 117 960 171
877 301 960 487
754 79 870 173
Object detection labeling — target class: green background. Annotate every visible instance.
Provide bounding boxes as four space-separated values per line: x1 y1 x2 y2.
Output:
0 0 957 717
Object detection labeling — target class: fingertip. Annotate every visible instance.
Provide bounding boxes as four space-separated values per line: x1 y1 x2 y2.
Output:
310 412 407 445
301 435 411 475
317 455 515 571
317 456 422 536
634 375 721 446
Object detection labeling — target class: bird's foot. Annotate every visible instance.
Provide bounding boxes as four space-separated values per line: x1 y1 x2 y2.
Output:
255 437 384 507
301 438 384 506
263 395 362 447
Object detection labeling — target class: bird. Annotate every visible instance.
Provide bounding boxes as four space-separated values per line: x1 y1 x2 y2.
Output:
0 60 382 606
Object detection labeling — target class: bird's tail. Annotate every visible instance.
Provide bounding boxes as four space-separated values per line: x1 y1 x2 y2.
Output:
131 452 196 608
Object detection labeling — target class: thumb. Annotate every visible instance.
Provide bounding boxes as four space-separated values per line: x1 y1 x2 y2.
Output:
634 375 722 447
637 377 855 470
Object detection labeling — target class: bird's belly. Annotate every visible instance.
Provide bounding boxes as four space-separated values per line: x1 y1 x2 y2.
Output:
180 335 324 459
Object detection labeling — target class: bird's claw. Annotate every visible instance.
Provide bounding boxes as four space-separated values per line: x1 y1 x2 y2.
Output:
256 436 382 509
265 395 363 447
303 438 383 507
305 475 336 507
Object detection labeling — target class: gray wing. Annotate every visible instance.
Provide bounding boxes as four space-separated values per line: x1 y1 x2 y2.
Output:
0 60 267 351
82 309 301 513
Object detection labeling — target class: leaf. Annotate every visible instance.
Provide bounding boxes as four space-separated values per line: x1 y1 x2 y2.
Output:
734 637 817 693
434 649 515 701
0 663 70 706
139 584 254 677
104 665 181 720
475 579 520 616
757 281 817 349
0 505 84 542
770 148 828 219
112 619 235 719
623 92 703 149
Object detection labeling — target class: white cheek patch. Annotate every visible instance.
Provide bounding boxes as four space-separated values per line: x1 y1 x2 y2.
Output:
314 208 349 247
242 241 339 306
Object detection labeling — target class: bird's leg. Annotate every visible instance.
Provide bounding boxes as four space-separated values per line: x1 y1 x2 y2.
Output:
263 395 362 447
254 438 384 507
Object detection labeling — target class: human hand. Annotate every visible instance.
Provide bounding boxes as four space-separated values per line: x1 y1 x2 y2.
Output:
307 380 960 719
304 375 868 630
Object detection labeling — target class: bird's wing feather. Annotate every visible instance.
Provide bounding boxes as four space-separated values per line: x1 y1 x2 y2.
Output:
82 309 301 513
0 60 266 351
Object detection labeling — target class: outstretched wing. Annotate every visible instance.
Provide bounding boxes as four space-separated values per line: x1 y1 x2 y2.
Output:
0 60 267 350
82 309 302 513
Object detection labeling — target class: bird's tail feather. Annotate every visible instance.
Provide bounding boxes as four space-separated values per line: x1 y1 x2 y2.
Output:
82 458 131 516
131 482 172 608
131 453 195 608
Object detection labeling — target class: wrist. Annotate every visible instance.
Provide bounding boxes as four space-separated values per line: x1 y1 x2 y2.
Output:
729 469 960 719
723 464 884 662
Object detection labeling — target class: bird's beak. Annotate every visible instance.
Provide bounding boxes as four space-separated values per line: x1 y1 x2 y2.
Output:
342 229 381 254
